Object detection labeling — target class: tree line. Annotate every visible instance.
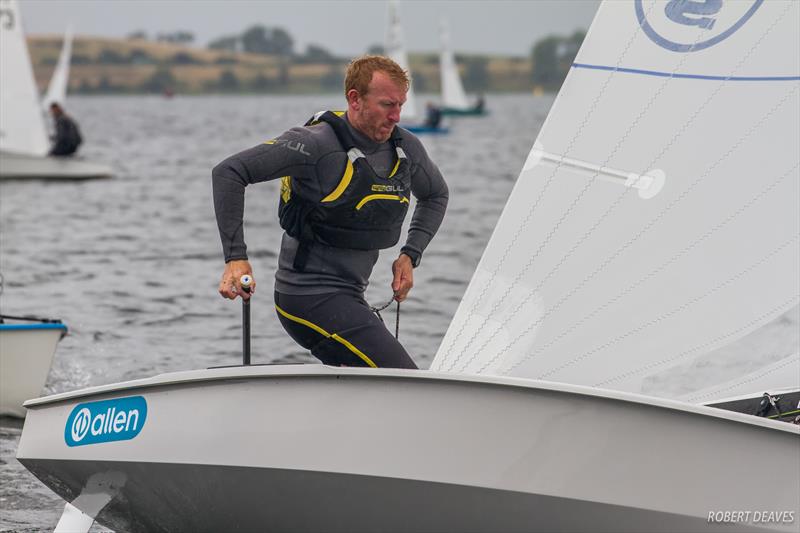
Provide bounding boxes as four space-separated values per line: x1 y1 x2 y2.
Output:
49 25 585 94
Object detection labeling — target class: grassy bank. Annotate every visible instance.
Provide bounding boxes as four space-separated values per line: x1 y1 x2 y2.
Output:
28 35 536 95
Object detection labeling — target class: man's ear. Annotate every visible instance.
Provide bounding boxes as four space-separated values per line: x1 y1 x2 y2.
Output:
346 89 360 110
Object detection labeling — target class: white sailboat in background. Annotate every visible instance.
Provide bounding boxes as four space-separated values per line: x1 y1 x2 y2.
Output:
385 0 417 121
0 0 49 158
438 18 485 116
42 25 73 109
0 0 111 179
15 1 799 531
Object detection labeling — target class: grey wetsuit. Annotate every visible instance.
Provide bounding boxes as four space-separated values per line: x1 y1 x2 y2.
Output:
212 113 448 368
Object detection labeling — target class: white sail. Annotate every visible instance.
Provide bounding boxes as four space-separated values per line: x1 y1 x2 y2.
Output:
680 352 800 405
385 0 416 120
0 0 49 156
439 19 469 110
432 0 800 399
42 26 73 108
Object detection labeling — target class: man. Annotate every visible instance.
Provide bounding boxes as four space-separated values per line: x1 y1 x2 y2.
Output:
423 101 442 129
48 102 82 157
213 55 448 369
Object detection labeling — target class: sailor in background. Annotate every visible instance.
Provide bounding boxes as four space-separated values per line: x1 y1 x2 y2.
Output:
48 102 82 157
474 93 485 113
423 101 443 129
213 55 449 369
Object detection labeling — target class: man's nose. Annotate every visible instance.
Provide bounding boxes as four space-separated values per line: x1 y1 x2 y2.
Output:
388 106 401 123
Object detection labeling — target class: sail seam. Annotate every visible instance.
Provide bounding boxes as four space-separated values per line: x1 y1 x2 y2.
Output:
458 5 796 375
437 0 663 371
495 83 798 376
449 13 711 373
503 162 799 375
593 292 800 388
685 354 800 403
545 235 798 380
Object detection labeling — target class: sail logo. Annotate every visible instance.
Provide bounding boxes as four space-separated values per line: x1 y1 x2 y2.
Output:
635 0 763 52
64 396 147 447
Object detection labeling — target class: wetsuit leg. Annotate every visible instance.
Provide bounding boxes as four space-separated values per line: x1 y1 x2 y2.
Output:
274 291 417 369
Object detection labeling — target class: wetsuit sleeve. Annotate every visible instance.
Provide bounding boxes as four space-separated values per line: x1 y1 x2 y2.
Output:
401 139 449 267
212 128 318 262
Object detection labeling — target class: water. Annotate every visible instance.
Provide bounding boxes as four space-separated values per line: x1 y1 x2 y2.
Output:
0 94 546 530
1 93 797 530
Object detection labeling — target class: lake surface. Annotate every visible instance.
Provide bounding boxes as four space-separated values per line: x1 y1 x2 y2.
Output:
0 93 546 530
1 93 796 531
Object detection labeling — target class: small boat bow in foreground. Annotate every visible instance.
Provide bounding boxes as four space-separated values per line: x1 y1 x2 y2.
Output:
17 364 799 532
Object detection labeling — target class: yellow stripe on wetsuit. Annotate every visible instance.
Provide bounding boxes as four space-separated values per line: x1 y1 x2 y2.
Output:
355 194 409 210
275 305 377 368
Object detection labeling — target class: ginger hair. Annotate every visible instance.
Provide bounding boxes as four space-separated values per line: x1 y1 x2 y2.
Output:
344 55 409 96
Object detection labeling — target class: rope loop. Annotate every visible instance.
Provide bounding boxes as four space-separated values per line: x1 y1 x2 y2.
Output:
370 295 400 339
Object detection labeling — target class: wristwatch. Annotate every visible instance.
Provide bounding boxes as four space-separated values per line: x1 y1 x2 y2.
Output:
400 247 421 268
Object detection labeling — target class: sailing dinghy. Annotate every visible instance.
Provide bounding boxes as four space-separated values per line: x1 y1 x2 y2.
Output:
42 26 73 109
386 2 449 134
438 19 486 117
16 1 799 531
0 315 67 418
386 0 417 121
0 0 111 180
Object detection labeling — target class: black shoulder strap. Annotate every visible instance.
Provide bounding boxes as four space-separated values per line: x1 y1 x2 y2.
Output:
304 111 356 150
389 125 403 146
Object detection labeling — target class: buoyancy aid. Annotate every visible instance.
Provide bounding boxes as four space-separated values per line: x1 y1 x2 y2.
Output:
278 111 411 269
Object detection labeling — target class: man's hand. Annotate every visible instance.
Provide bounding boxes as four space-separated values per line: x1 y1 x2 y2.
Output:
219 260 255 300
391 254 414 302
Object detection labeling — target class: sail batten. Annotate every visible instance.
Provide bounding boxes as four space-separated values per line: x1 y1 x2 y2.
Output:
432 0 800 400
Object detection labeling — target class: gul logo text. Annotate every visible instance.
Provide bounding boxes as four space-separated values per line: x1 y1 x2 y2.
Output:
65 396 147 447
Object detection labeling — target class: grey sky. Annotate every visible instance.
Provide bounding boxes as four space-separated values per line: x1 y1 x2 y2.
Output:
20 0 599 57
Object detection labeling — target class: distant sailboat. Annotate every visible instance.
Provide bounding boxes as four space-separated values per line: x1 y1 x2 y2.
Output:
0 0 111 180
0 315 67 418
42 26 72 108
439 19 485 116
386 1 448 135
385 0 417 120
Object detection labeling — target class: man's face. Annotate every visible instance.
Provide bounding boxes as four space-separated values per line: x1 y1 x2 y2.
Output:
349 71 407 143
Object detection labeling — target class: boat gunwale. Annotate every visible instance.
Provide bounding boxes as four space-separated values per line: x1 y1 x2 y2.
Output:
22 364 800 434
0 323 68 331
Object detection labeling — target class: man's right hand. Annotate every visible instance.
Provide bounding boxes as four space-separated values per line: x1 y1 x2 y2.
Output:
219 260 255 300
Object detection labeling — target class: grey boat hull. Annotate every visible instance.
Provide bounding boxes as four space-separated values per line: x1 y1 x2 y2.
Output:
17 365 800 532
0 151 111 180
24 460 759 533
